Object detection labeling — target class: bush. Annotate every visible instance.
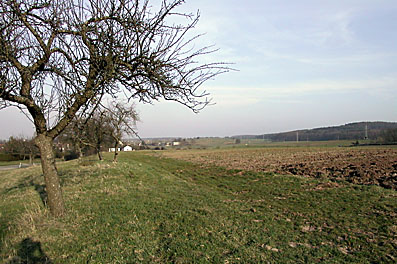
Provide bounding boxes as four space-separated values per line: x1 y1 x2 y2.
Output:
64 151 79 161
0 153 20 162
154 147 165 150
381 129 397 143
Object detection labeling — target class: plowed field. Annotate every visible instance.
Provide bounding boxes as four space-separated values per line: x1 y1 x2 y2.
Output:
160 147 397 189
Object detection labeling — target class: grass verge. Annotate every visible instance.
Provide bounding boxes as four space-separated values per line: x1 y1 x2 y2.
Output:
0 151 396 263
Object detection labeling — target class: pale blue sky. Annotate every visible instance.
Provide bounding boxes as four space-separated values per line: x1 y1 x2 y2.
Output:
1 0 396 139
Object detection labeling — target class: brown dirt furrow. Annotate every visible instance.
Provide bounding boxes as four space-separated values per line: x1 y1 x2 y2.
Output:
160 147 397 190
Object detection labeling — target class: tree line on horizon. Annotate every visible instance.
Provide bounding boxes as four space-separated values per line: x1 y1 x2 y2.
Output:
237 122 397 143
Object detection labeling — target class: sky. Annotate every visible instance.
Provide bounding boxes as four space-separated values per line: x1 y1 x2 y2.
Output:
1 0 397 139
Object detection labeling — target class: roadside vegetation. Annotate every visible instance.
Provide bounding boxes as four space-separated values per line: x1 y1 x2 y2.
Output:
1 150 396 263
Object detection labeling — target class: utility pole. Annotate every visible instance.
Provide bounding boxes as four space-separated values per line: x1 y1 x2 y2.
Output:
365 123 368 140
296 131 299 142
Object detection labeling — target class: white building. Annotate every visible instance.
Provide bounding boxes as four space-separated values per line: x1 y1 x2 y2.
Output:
123 145 133 151
108 148 121 152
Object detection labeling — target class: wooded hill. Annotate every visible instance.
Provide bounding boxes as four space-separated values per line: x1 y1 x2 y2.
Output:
235 122 397 142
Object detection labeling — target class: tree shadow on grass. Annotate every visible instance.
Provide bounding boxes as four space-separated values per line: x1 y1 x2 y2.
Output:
0 218 8 257
6 238 52 264
4 177 47 207
1 178 48 255
30 181 47 206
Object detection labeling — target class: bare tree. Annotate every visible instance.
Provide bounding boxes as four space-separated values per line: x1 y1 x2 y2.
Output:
58 117 86 160
58 107 115 161
0 0 227 216
58 102 104 160
3 136 38 164
104 101 139 162
87 108 114 161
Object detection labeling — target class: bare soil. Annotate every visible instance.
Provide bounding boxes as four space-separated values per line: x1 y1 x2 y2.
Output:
160 147 397 190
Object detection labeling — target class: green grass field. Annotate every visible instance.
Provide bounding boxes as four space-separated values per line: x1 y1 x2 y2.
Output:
1 151 396 263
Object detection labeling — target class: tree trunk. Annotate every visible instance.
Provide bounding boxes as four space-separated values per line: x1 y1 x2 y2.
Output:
35 134 65 217
75 140 83 160
97 151 103 161
97 144 103 161
113 141 119 163
96 134 103 161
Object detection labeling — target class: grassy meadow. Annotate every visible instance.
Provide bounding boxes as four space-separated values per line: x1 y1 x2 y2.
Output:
0 149 396 263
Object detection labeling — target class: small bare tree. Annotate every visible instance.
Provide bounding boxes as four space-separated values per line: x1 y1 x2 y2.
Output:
59 103 130 161
3 136 38 164
0 0 227 216
104 101 139 162
87 109 114 161
59 117 86 160
58 102 105 160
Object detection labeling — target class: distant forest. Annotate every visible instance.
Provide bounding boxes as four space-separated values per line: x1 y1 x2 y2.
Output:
235 122 397 142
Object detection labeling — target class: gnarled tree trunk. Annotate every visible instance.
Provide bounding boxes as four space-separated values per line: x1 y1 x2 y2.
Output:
35 134 65 217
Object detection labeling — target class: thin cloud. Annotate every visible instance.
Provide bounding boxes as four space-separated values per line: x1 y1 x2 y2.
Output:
210 77 397 100
265 78 397 97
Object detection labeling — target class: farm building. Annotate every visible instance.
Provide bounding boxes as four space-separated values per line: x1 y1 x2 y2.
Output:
123 146 133 151
108 148 121 152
